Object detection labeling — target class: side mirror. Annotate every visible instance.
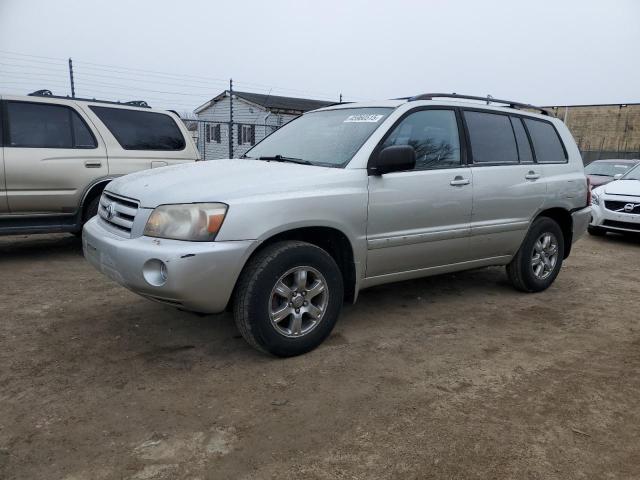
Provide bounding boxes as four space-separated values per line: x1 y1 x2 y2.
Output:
369 145 416 175
614 173 623 180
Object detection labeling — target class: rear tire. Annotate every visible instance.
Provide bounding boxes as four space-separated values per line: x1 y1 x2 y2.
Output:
588 225 606 236
83 195 101 223
233 241 344 357
507 217 565 293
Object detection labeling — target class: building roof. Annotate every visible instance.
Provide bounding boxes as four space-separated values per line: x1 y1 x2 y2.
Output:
195 90 333 114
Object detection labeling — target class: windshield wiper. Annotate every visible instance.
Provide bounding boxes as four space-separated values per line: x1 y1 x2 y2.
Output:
257 155 313 165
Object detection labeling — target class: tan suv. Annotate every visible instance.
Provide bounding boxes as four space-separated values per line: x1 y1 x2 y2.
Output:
0 91 199 235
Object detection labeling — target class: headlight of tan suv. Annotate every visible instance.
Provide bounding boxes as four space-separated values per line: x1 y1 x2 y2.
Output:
143 203 228 241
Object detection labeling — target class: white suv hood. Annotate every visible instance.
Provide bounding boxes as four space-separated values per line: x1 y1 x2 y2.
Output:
603 179 640 197
106 159 356 208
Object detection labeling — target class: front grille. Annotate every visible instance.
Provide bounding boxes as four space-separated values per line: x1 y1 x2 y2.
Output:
605 200 640 214
603 220 640 231
98 191 139 237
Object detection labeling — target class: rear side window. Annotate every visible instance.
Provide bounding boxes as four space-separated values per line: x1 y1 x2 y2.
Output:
5 101 97 149
464 111 518 164
90 106 185 151
523 119 567 163
510 117 533 163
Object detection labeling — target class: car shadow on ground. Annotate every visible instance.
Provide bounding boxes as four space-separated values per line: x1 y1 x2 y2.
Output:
0 233 82 259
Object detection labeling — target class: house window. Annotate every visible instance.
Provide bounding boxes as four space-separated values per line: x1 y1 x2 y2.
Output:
237 124 255 145
205 124 211 143
207 124 221 143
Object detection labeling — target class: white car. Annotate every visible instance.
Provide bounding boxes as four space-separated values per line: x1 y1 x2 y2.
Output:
590 163 640 236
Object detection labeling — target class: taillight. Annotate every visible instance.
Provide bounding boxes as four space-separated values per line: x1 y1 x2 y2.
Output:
586 177 592 206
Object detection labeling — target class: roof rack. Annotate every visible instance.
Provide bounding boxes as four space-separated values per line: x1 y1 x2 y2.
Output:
27 90 151 108
408 93 549 115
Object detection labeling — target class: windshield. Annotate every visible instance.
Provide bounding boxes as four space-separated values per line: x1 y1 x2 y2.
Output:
244 107 393 167
621 163 640 181
585 161 636 177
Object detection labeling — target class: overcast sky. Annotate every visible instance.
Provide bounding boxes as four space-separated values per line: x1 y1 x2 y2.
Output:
1 0 638 111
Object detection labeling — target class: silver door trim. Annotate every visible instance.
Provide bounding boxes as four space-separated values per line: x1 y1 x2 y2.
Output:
367 225 470 250
470 220 530 235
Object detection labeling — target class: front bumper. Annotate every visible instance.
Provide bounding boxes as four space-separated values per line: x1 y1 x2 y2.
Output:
590 199 640 233
82 217 255 313
571 206 592 242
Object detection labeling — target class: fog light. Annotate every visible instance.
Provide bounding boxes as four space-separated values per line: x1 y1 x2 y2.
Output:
143 259 168 286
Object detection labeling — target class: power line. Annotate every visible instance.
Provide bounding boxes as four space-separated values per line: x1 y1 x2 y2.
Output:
1 49 365 104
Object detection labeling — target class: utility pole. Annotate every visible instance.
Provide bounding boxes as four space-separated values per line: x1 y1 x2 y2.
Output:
228 78 234 159
68 58 76 98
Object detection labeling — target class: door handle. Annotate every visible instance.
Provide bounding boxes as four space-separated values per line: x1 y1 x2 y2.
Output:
525 171 541 180
450 176 470 186
84 161 102 168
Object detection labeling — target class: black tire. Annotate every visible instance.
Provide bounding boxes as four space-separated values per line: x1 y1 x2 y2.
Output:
73 196 101 237
507 216 565 293
233 241 344 357
83 195 101 223
588 225 606 237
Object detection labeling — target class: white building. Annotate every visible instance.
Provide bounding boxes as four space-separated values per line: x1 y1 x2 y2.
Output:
194 90 332 160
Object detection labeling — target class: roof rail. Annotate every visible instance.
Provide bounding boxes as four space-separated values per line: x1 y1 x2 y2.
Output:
26 90 151 108
28 89 54 97
408 93 549 115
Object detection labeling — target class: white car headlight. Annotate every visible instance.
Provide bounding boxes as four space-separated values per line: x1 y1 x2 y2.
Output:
143 203 228 241
591 192 600 206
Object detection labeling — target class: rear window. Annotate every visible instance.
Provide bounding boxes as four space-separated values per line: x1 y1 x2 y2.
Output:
90 106 185 151
524 118 567 163
6 101 97 149
464 111 518 164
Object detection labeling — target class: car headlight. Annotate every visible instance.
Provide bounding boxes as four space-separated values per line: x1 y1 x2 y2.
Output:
591 192 600 206
143 203 228 241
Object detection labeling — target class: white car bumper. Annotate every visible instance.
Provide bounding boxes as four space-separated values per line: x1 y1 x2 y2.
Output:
590 196 640 233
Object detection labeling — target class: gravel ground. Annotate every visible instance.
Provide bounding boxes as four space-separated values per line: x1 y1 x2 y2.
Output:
1 232 639 480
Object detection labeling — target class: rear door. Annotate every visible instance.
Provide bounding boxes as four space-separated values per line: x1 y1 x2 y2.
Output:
464 110 547 258
81 105 196 177
2 99 107 214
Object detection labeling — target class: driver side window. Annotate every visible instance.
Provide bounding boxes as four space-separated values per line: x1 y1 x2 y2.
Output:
381 109 461 170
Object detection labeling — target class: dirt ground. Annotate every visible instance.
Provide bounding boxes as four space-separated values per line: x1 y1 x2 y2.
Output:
1 233 640 480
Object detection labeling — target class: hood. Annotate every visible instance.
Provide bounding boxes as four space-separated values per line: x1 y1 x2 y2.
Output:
603 179 640 197
587 174 613 188
106 159 359 208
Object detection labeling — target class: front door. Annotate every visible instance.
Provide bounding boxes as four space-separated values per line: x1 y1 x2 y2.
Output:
3 100 106 214
366 108 473 278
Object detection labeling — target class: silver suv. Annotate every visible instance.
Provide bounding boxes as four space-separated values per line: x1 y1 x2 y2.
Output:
83 93 591 357
0 92 198 235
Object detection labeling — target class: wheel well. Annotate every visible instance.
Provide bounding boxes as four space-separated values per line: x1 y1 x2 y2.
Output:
234 227 357 306
81 182 109 217
537 208 572 258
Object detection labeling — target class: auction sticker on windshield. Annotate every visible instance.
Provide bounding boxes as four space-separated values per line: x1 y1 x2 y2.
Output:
344 114 384 123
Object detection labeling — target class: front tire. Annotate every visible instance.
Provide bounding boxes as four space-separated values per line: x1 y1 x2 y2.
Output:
507 217 564 293
233 241 344 357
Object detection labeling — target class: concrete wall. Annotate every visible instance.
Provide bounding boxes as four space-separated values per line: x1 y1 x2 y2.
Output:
546 104 640 162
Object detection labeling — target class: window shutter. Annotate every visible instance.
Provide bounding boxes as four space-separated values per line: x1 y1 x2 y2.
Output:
237 124 242 144
205 124 211 143
250 125 255 145
215 124 221 143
